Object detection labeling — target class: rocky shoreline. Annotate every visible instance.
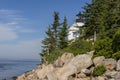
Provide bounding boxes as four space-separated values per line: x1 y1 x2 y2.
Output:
17 51 120 80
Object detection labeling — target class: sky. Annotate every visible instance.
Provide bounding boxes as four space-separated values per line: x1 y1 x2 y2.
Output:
0 0 91 60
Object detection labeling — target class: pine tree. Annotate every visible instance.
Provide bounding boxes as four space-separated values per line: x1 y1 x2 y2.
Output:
42 26 55 55
83 0 118 39
41 25 55 63
105 0 120 38
42 12 60 52
82 0 120 59
58 16 68 49
51 12 60 48
41 12 60 63
83 1 101 38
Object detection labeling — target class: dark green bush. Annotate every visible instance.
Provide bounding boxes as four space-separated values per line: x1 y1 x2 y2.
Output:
112 51 120 60
94 37 113 58
45 49 63 64
112 29 120 53
64 40 92 55
93 66 106 76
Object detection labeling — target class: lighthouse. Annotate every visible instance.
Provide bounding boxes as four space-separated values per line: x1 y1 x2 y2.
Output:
68 12 84 41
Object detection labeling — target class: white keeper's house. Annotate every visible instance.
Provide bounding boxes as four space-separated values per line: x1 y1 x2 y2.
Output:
68 12 85 41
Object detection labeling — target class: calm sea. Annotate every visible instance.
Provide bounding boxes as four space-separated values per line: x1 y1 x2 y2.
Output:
0 59 40 80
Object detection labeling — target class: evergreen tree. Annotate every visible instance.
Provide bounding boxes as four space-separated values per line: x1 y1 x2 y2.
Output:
41 25 55 63
42 12 60 53
41 12 60 63
83 0 120 39
58 16 68 49
105 0 120 38
83 0 120 59
42 26 55 55
51 12 60 48
83 0 108 39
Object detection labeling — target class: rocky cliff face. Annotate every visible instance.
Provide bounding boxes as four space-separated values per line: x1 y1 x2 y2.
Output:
17 51 120 80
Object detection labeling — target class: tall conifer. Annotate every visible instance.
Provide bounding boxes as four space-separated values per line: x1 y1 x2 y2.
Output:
58 16 68 49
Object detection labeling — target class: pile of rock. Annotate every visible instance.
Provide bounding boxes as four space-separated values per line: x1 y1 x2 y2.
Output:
17 51 120 80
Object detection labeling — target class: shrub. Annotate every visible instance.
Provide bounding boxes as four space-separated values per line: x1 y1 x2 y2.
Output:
112 51 120 60
112 29 120 53
93 66 106 76
94 37 113 58
45 49 63 64
64 40 92 55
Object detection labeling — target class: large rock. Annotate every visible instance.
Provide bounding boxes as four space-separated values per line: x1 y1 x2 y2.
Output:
97 76 105 80
54 53 74 67
109 78 115 80
104 71 117 78
25 73 38 80
86 51 94 58
115 72 120 80
36 64 54 79
103 59 117 70
56 51 93 80
81 69 91 75
93 56 105 66
76 72 86 78
75 77 90 80
17 74 26 80
17 70 37 80
116 59 120 71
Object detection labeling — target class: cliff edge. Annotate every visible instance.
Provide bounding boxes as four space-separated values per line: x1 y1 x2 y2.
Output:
17 51 120 80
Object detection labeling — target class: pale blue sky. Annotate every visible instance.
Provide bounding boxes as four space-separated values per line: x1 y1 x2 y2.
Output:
0 0 91 60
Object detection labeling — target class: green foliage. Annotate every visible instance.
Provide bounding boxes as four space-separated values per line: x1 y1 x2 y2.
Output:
41 0 120 63
83 0 120 59
105 0 120 38
112 51 120 60
112 29 120 53
45 50 63 64
83 0 108 38
64 40 92 55
83 0 120 39
58 16 68 49
42 26 55 54
93 66 106 76
52 11 60 47
94 37 113 58
52 12 60 29
41 12 68 63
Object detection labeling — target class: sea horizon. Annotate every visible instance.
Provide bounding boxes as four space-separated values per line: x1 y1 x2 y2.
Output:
0 59 40 80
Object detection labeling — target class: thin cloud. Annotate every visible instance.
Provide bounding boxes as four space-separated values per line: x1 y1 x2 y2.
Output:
0 9 16 15
0 9 41 59
0 9 27 22
0 25 18 41
0 9 36 41
6 21 18 25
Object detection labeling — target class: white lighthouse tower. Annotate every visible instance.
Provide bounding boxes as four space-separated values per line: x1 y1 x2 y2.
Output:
68 12 84 41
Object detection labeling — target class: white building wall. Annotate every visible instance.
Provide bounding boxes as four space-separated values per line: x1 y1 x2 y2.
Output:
68 22 84 41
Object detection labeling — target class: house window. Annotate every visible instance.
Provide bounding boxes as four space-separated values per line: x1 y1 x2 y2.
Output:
73 31 79 37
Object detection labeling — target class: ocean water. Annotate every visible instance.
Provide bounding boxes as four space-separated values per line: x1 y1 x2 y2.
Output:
0 59 40 80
